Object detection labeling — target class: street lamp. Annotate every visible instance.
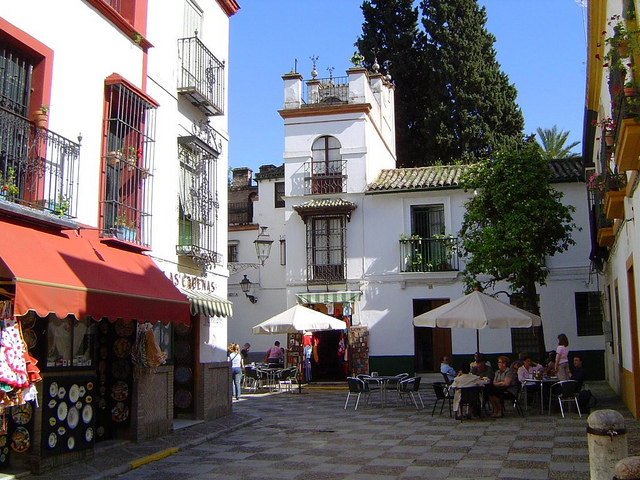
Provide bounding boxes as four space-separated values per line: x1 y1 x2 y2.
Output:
239 275 257 304
254 226 274 266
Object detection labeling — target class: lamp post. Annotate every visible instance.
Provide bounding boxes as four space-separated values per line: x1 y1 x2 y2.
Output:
254 226 274 266
239 275 257 304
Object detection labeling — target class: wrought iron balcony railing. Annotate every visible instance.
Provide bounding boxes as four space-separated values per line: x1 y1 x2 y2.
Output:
0 107 80 218
399 236 460 273
228 201 253 225
304 76 350 105
303 158 347 195
178 37 225 116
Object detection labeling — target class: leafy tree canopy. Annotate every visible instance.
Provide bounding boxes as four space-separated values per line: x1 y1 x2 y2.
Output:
458 141 578 296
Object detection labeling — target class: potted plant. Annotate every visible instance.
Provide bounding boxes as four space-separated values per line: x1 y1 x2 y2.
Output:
0 167 19 198
53 195 70 217
114 213 137 242
399 233 408 244
33 104 48 129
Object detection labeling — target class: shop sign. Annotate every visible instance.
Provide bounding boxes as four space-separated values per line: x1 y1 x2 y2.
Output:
165 271 217 293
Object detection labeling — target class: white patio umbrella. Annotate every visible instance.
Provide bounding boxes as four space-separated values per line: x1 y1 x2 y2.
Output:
252 304 347 334
412 290 541 351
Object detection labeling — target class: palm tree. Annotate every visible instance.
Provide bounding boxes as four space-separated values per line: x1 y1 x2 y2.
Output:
536 125 580 160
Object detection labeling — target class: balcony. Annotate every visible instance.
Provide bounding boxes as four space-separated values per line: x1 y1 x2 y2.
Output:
399 236 460 273
0 107 80 219
304 76 350 105
603 172 627 219
303 159 347 195
178 37 225 116
614 118 640 171
228 201 253 225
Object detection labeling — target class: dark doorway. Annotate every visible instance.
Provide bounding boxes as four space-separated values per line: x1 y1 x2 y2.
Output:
311 330 346 381
413 298 451 372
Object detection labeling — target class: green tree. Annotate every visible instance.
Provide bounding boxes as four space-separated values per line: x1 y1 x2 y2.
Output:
458 141 578 358
536 125 580 160
357 0 524 167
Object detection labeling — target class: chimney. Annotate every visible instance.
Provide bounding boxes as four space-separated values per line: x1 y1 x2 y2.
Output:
231 167 253 188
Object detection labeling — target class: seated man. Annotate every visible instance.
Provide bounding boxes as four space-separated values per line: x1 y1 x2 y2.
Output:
570 354 586 390
471 354 494 381
470 351 492 369
440 355 457 382
517 356 543 384
264 341 284 366
451 363 485 419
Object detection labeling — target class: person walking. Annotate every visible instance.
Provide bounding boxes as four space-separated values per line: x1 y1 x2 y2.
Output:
228 343 243 400
555 333 570 381
241 343 251 362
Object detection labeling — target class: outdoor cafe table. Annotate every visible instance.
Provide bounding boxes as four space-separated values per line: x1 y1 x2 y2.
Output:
523 377 559 413
363 376 397 408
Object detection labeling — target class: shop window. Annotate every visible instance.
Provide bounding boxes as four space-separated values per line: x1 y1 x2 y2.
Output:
575 292 604 336
46 316 97 368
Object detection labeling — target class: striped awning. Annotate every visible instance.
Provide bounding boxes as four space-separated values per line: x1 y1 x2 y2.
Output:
295 291 362 304
177 287 233 318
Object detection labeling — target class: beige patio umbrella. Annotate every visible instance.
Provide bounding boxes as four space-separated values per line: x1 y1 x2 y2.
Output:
412 290 541 351
252 304 347 334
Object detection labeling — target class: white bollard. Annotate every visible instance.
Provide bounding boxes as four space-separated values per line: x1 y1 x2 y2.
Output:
614 456 640 479
587 409 627 480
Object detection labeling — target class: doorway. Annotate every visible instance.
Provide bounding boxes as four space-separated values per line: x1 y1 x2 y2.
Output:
311 330 346 381
413 298 451 372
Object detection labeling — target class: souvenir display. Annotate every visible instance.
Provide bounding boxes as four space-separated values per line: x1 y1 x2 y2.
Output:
22 329 37 350
113 338 131 359
42 377 95 457
174 389 192 409
84 427 93 443
10 403 32 425
174 366 192 384
110 381 128 402
111 402 129 423
11 427 29 453
115 319 135 338
111 360 131 380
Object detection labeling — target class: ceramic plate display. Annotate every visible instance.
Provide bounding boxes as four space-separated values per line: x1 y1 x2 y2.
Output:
67 407 80 429
82 404 93 424
110 381 129 402
85 427 94 442
115 319 135 337
111 402 129 423
57 387 66 399
47 432 57 449
174 389 192 409
67 437 75 450
48 399 57 409
49 417 56 426
11 427 29 453
175 322 192 336
87 382 94 391
75 401 82 410
85 395 92 404
57 426 66 436
113 338 131 358
57 402 68 422
79 386 86 397
69 384 80 403
49 382 58 398
11 403 32 425
96 426 105 437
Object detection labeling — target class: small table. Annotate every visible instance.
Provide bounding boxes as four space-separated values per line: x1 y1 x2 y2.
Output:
523 377 559 413
363 377 394 408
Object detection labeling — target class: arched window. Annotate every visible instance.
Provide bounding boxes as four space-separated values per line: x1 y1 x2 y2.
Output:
310 136 344 194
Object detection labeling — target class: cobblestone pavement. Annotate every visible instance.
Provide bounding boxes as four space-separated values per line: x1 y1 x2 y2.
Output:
5 377 640 480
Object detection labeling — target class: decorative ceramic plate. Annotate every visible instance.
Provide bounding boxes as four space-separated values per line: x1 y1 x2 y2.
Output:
85 396 92 404
174 366 192 384
57 402 68 422
69 384 80 403
98 360 107 373
174 389 192 409
175 322 192 336
0 437 6 447
57 387 66 399
11 403 32 425
110 381 129 402
82 404 93 424
115 319 135 337
11 427 29 453
112 360 131 380
75 402 82 410
97 426 105 437
57 426 66 436
21 312 36 329
113 338 131 358
48 399 57 409
67 407 79 429
49 382 58 398
85 427 94 443
49 417 56 426
22 329 37 350
86 382 94 391
111 402 129 423
47 432 57 449
67 437 75 450
79 386 86 397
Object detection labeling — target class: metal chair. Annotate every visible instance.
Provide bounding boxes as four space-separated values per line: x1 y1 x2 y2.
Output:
398 376 424 409
344 377 370 410
549 380 582 418
243 367 264 392
457 386 482 420
431 382 453 417
441 372 454 385
500 383 525 417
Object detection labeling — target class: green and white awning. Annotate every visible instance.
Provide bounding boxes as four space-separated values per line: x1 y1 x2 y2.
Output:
178 287 233 318
295 291 362 305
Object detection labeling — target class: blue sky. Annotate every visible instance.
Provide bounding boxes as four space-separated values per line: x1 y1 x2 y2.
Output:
228 1 587 172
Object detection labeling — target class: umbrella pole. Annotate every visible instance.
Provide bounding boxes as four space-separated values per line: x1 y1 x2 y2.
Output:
476 330 480 353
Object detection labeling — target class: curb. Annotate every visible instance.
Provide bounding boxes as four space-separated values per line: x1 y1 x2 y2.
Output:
85 415 261 480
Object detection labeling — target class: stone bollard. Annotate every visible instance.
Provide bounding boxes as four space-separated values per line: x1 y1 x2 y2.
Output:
614 456 640 479
587 409 627 480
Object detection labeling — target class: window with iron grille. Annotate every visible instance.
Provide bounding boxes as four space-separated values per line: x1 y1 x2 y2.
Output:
0 39 33 117
306 216 345 283
510 294 541 358
102 81 156 246
228 243 238 263
575 292 604 336
411 205 445 237
177 137 219 266
274 181 285 208
310 136 345 194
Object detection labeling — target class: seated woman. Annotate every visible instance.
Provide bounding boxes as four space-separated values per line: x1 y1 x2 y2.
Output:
487 355 518 418
517 356 543 384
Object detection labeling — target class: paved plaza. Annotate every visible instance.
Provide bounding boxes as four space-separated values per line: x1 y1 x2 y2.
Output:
6 376 640 480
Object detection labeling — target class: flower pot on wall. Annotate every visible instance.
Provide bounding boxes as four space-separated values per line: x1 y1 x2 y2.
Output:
33 111 48 129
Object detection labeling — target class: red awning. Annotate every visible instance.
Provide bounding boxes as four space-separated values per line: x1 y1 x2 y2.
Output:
0 220 190 325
